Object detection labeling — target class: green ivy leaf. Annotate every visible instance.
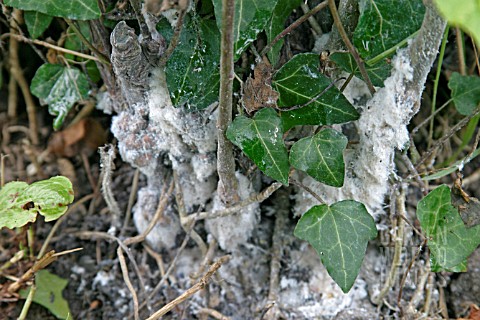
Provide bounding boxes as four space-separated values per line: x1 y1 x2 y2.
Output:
266 0 302 66
24 11 53 39
0 176 74 229
227 108 289 184
353 0 425 60
417 185 480 270
431 259 467 273
272 53 359 130
212 0 278 60
294 201 377 293
4 0 100 20
434 0 480 47
329 52 391 87
30 63 89 130
448 72 480 116
290 129 347 187
159 16 220 111
20 270 71 319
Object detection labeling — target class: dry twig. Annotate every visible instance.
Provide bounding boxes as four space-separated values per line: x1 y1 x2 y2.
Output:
146 255 231 320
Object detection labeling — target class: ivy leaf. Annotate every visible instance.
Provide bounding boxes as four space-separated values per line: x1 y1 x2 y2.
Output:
431 259 467 273
329 52 391 87
448 72 480 116
4 0 100 20
434 0 480 47
30 63 89 130
212 0 278 60
353 0 425 60
290 129 347 187
227 108 289 184
0 176 74 229
294 201 377 293
20 270 71 319
159 16 220 111
266 0 302 66
272 53 359 130
24 11 53 39
417 185 480 270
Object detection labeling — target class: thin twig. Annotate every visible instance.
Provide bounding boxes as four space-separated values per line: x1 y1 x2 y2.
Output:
1 33 105 63
181 182 282 225
140 227 193 312
397 238 427 314
7 9 39 145
411 98 452 136
415 105 480 168
146 256 231 320
99 145 122 227
260 1 328 57
120 169 140 237
64 19 111 65
38 193 95 259
290 178 325 203
300 2 323 36
372 186 406 305
197 308 231 320
7 9 18 119
117 246 139 320
123 180 174 246
173 171 208 255
217 0 239 204
263 188 289 319
17 283 36 320
73 231 148 307
158 8 186 67
328 0 375 95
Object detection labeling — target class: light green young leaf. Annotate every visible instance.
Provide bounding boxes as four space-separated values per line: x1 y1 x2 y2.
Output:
159 16 221 111
30 63 89 130
20 270 71 319
212 0 278 60
417 185 480 270
266 0 302 66
0 176 74 229
448 72 480 116
353 0 425 60
294 201 377 293
290 128 347 187
329 52 391 87
4 0 100 20
422 147 480 181
227 108 289 184
434 0 480 46
272 53 359 130
24 11 53 39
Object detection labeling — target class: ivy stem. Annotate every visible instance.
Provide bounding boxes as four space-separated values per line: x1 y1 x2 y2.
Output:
328 0 375 95
64 19 111 65
372 186 406 305
158 8 186 67
217 0 239 204
260 1 328 57
427 25 449 149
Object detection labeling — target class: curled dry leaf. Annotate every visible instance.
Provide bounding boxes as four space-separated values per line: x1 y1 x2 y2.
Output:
48 118 107 157
243 57 279 114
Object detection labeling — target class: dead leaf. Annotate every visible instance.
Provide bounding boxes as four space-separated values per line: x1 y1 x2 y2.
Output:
451 174 480 228
48 118 107 157
243 57 279 115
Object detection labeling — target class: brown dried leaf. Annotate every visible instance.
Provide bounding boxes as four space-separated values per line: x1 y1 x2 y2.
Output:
48 118 107 157
451 175 480 229
243 57 278 115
